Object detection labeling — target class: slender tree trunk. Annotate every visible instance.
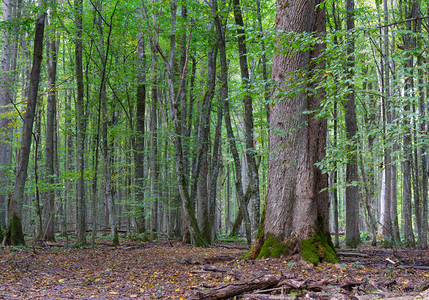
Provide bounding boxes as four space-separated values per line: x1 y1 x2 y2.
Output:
211 0 251 244
0 0 13 229
150 87 159 232
134 31 146 233
197 24 217 243
380 0 393 244
418 55 428 249
7 4 46 245
75 0 86 245
232 0 261 237
344 0 360 248
42 3 58 241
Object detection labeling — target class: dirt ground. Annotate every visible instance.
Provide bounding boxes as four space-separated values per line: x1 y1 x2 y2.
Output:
1 238 429 299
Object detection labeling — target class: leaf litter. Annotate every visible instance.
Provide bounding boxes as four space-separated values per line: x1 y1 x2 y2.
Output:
0 240 428 299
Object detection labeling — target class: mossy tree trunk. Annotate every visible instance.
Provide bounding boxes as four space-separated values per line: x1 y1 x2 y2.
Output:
4 214 25 245
249 0 338 265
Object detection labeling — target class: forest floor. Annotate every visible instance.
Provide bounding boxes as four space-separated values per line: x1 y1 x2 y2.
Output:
1 237 429 299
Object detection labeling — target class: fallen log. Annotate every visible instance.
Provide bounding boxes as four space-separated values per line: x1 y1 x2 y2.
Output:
197 274 281 299
242 294 296 300
201 265 232 273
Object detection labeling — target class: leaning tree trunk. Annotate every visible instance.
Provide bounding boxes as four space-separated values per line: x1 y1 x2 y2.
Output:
7 5 46 245
248 0 338 264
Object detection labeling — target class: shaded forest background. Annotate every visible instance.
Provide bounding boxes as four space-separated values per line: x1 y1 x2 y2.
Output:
0 0 428 249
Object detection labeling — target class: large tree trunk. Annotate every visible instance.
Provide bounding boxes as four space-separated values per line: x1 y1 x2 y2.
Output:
249 0 337 264
7 4 46 245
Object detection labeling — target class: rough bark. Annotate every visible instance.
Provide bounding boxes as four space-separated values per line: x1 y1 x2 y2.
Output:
253 0 337 264
196 274 280 300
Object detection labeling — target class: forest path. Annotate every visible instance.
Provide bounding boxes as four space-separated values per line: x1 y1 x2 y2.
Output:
0 239 428 299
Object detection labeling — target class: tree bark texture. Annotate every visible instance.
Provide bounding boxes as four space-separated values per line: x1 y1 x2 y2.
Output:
256 0 337 264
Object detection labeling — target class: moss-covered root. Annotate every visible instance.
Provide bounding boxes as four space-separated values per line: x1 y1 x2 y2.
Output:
0 226 4 244
300 232 339 265
246 205 266 259
113 228 120 246
257 233 289 259
4 214 25 246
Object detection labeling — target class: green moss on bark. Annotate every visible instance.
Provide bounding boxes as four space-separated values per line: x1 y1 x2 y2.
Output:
113 228 119 246
300 231 339 264
257 233 289 259
0 226 3 243
5 214 25 246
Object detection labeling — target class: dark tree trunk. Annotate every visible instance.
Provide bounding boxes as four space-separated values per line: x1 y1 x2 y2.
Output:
7 5 46 245
344 0 360 248
74 0 86 245
134 31 146 233
42 3 58 242
232 0 261 237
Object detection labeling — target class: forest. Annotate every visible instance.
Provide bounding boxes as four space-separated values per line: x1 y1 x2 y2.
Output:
1 0 429 298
